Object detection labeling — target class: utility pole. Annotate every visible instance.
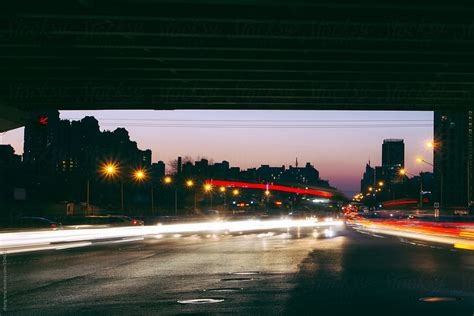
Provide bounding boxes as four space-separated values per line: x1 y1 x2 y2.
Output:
121 180 124 212
419 178 423 209
86 179 90 215
175 188 178 216
194 192 197 213
151 186 154 215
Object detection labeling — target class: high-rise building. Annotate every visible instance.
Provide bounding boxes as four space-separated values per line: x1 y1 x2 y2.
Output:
151 161 166 179
358 140 405 201
382 139 405 192
360 161 375 193
23 110 61 166
434 111 473 208
382 139 405 168
23 113 153 203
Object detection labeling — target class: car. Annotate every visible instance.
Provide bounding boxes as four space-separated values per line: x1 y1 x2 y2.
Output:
12 217 61 230
116 215 145 226
61 215 144 228
287 211 314 220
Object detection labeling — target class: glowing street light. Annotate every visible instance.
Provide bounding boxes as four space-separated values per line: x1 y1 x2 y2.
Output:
100 161 123 211
378 181 384 187
416 156 440 211
399 169 406 175
416 157 433 166
101 162 119 178
133 169 146 181
265 190 270 196
219 187 227 211
163 176 178 215
232 189 240 196
185 180 196 212
204 184 213 209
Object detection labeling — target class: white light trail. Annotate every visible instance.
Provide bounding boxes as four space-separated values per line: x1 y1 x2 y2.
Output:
0 219 344 254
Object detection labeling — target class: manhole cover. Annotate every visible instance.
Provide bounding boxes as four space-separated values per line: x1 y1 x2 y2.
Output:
229 271 261 275
204 287 243 293
419 297 461 302
221 277 255 281
177 298 224 304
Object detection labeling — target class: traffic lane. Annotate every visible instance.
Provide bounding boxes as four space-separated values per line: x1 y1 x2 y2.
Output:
0 218 344 252
5 228 474 315
285 228 474 316
5 230 331 315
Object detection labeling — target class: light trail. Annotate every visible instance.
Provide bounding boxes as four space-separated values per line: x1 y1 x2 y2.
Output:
348 217 474 250
0 219 344 254
207 179 334 198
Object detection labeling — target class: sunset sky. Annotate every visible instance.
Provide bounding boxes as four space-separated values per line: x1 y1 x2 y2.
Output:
1 110 433 196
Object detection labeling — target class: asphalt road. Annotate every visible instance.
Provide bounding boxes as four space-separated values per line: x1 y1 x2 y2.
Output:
3 227 474 315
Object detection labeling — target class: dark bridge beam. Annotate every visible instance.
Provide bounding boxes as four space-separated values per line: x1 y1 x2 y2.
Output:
1 0 473 118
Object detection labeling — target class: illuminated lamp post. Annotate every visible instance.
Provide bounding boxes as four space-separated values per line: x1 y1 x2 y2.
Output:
399 168 423 209
204 184 213 209
163 176 179 216
101 162 124 212
186 180 196 212
220 186 227 211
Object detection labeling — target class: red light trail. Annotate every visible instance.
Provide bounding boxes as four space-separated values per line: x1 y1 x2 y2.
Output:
206 179 333 198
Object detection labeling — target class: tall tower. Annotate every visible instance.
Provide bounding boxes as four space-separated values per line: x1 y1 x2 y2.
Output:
382 139 405 168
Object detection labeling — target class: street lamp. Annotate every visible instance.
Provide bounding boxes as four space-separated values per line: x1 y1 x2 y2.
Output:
219 186 227 211
204 184 213 209
132 168 154 215
264 190 270 210
416 157 441 214
163 176 178 216
231 189 240 215
400 168 424 209
100 161 124 212
133 169 146 182
186 180 196 212
101 162 118 178
416 157 433 166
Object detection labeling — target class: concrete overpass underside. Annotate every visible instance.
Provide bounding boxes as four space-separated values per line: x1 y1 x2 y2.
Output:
1 0 474 131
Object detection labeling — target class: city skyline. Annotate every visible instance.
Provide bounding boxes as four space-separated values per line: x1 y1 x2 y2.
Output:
0 110 433 196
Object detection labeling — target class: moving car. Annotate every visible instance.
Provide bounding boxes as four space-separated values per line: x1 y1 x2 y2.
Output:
1 217 61 230
61 215 144 228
